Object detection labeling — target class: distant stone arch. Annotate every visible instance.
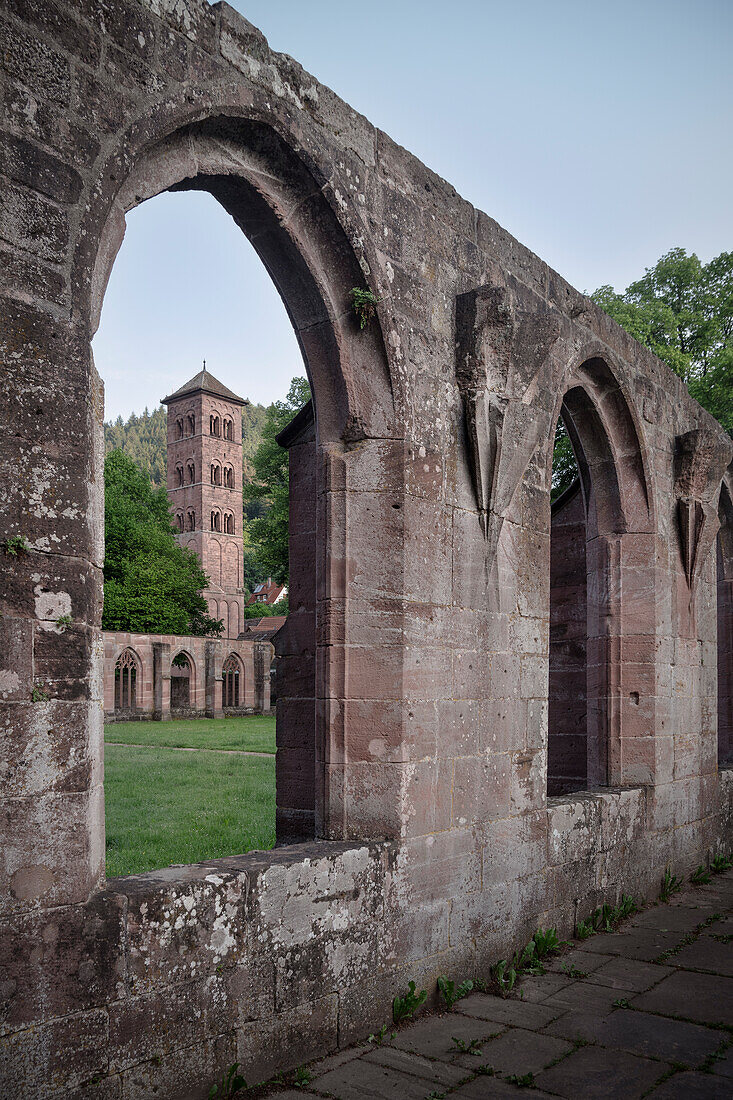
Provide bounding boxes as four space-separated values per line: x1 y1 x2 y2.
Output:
114 648 140 713
170 651 194 710
222 653 243 708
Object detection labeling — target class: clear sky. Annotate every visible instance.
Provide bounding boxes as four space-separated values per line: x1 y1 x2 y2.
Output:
94 0 732 421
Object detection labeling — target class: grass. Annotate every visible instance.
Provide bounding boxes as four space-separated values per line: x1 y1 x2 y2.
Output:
105 714 276 753
104 716 276 877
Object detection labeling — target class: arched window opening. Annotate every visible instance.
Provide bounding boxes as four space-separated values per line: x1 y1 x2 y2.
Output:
549 416 587 796
170 652 192 710
210 510 221 532
174 512 183 532
223 418 233 441
222 654 241 708
224 465 234 488
186 509 196 531
187 412 195 436
187 461 195 484
114 649 138 713
175 464 184 487
175 417 184 440
717 491 733 768
224 512 234 534
210 414 220 437
210 463 221 485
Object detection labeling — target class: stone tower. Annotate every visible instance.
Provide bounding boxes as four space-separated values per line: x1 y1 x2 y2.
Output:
162 367 246 639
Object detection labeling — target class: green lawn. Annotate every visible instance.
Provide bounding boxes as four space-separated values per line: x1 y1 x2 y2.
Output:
104 716 276 877
105 714 276 753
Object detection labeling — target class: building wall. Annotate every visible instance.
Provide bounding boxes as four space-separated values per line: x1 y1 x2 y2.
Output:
1 2 732 1097
102 632 270 721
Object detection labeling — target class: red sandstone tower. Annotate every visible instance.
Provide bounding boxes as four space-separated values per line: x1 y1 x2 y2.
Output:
162 367 246 639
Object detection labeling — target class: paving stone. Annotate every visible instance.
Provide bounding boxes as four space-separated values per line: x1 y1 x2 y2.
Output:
633 970 733 1026
547 949 615 974
515 973 572 1002
313 1059 450 1099
309 1045 370 1076
544 1007 722 1064
267 1093 320 1099
461 1027 572 1076
633 906 719 934
535 1045 668 1099
389 1015 505 1063
575 928 681 961
646 1070 732 1098
543 979 637 1013
456 993 561 1028
451 1076 558 1098
589 957 673 991
709 1045 733 1077
671 937 733 977
363 1045 466 1086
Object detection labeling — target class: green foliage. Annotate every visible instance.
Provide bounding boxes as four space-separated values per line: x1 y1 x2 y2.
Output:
437 975 474 1010
450 1036 482 1056
711 853 732 873
392 980 427 1024
575 919 594 940
592 248 733 432
367 1023 396 1045
292 1066 311 1088
4 535 30 557
242 598 289 619
492 957 518 997
562 963 588 980
551 417 579 501
208 1063 246 1099
505 1073 535 1088
660 867 683 902
531 927 568 959
103 450 221 636
691 865 712 886
55 615 73 631
612 998 631 1009
244 376 311 585
349 286 380 329
31 685 48 703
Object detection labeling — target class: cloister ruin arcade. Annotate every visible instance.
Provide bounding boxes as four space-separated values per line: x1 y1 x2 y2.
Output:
0 2 732 1096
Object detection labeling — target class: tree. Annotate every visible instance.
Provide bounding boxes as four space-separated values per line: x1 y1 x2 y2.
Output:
103 450 222 635
244 376 311 585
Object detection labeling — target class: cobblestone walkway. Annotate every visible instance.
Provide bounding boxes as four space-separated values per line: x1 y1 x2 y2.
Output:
269 870 732 1099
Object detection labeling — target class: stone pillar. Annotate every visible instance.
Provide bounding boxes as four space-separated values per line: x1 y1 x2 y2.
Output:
152 642 170 722
205 641 220 719
254 642 271 714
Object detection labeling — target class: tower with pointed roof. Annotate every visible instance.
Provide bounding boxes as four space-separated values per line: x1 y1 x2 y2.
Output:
162 367 247 639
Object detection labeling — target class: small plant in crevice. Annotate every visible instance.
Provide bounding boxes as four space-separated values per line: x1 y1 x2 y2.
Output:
505 1072 535 1088
31 685 49 703
425 1092 446 1100
562 963 588 980
367 1023 396 1046
349 286 380 330
55 614 73 631
292 1066 312 1089
492 957 518 997
659 867 683 902
711 853 732 874
612 998 631 1009
476 1064 497 1076
690 864 712 886
4 535 30 557
532 927 569 959
393 980 427 1025
208 1063 246 1099
451 1036 483 1056
438 975 474 1010
711 932 733 944
575 918 594 940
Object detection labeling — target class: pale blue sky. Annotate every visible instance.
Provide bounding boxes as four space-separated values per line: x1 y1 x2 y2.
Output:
95 0 732 421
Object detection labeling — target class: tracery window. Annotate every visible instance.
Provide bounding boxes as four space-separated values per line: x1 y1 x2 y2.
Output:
222 654 241 708
114 649 138 712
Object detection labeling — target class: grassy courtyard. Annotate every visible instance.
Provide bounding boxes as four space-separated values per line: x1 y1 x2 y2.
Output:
104 715 276 878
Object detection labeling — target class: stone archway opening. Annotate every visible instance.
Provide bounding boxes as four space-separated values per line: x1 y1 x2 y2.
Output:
717 487 733 768
170 651 193 711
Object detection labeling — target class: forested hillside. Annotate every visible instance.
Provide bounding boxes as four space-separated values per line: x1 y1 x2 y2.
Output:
103 402 269 487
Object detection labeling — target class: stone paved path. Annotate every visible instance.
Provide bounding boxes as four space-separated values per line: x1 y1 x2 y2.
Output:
269 870 733 1099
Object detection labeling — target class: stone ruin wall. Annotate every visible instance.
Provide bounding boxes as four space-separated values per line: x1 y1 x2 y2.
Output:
1 1 732 1096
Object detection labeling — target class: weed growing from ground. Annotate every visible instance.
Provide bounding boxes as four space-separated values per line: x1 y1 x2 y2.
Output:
660 867 683 902
208 1064 246 1099
711 853 732 874
562 962 588 980
393 980 427 1024
438 975 474 1010
368 1023 396 1045
292 1066 311 1088
451 1036 483 1056
690 865 712 885
4 535 29 557
505 1072 535 1087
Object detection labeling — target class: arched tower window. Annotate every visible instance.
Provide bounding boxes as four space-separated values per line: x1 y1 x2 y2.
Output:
210 414 221 437
210 462 221 486
186 509 195 531
187 413 195 436
224 512 234 534
171 652 193 710
175 464 184 487
222 654 241 708
224 465 234 488
223 418 233 441
187 461 195 484
114 649 139 713
174 512 183 532
175 418 184 440
211 510 221 532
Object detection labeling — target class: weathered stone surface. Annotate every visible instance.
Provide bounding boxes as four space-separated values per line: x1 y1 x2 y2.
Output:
535 1045 668 1099
1 0 732 1095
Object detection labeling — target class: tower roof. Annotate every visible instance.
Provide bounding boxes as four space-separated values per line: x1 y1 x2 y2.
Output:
161 368 247 407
